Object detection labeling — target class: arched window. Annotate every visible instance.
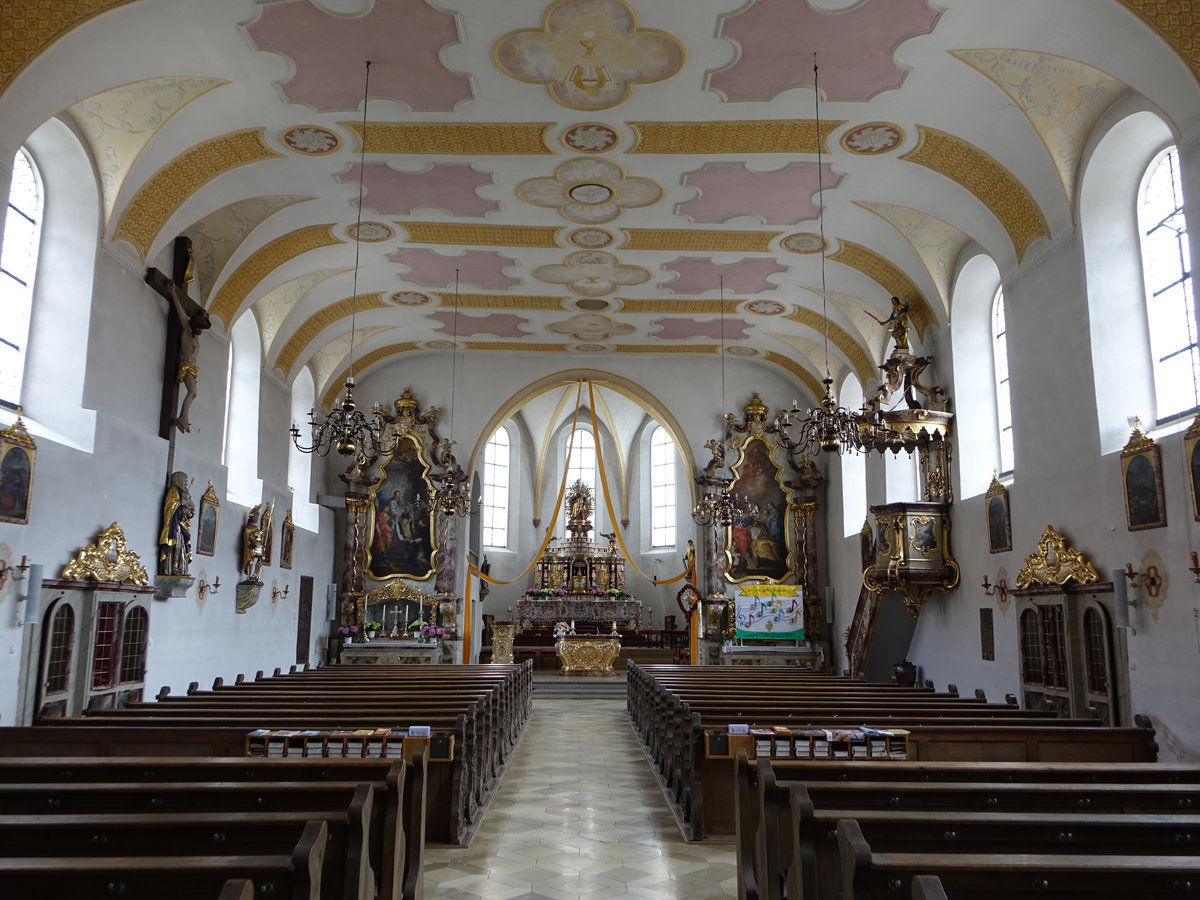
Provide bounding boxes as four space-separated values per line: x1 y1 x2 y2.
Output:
992 288 1015 475
0 149 42 406
1082 606 1109 694
1139 146 1199 421
565 428 596 494
1019 609 1044 685
839 375 866 536
224 311 262 506
288 368 319 532
118 607 149 684
44 604 75 695
482 426 510 548
649 425 675 548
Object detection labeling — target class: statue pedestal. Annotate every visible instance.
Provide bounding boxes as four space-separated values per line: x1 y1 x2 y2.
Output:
153 574 194 601
236 580 262 613
555 634 621 677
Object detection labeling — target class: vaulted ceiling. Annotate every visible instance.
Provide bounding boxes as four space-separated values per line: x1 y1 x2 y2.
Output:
3 0 1196 407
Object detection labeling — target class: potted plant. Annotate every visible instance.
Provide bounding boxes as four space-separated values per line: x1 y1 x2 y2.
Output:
420 624 446 645
363 620 382 640
407 618 428 639
337 624 360 646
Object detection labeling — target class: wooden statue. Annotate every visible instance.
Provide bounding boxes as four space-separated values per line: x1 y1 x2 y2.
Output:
241 504 265 583
158 471 195 576
146 237 211 436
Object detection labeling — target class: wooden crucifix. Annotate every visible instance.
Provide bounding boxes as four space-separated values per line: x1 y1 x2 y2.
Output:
146 236 211 438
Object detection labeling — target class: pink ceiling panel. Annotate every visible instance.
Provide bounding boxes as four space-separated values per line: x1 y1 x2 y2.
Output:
679 163 839 225
662 257 786 294
389 247 520 290
340 163 497 217
428 311 532 339
652 318 751 340
246 0 470 112
710 0 940 102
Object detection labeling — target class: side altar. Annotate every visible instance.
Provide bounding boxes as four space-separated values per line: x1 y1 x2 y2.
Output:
516 481 645 632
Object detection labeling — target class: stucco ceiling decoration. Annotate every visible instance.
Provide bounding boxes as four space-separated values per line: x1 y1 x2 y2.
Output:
389 292 433 306
708 0 941 102
66 76 227 225
281 125 340 155
841 122 905 155
494 0 686 111
744 300 787 316
782 306 876 386
951 49 1127 204
345 222 394 242
274 292 387 377
1115 1 1200 84
661 258 786 295
339 163 498 219
534 250 651 297
402 223 561 249
429 311 533 340
112 128 284 260
0 0 136 98
798 285 894 364
255 268 350 357
619 298 740 315
900 126 1050 263
763 350 824 402
628 120 840 154
320 341 421 408
344 122 554 155
622 229 779 253
388 248 519 291
562 122 621 152
182 195 312 303
769 332 849 388
244 0 470 112
781 232 827 254
309 325 395 395
208 223 342 327
432 293 568 312
569 228 616 249
517 157 662 224
678 162 840 225
653 318 751 341
547 313 637 341
854 201 970 315
828 239 937 339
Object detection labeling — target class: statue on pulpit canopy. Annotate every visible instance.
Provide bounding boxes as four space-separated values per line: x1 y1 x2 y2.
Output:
867 296 911 353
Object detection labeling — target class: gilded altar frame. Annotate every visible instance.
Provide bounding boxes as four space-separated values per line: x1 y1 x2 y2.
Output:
0 417 36 525
1120 424 1166 531
724 433 794 585
365 432 438 582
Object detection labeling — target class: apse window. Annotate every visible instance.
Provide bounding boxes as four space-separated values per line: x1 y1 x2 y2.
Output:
482 426 510 548
992 288 1015 476
1140 146 1200 421
649 425 676 548
0 149 42 406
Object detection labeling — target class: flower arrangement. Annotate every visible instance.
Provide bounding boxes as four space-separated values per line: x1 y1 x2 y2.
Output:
338 624 365 643
420 624 446 643
553 587 568 596
363 620 382 633
604 588 629 601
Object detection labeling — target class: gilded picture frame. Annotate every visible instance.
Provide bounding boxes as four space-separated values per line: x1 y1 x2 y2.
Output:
985 476 1011 554
725 435 793 584
196 482 219 556
366 432 437 581
0 418 36 525
280 510 295 570
1120 427 1166 531
1186 414 1200 522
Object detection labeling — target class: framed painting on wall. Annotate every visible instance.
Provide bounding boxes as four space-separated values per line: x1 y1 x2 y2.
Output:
280 511 294 570
726 435 791 584
985 475 1011 553
1186 413 1200 521
0 418 35 525
196 482 219 556
366 434 436 581
1120 423 1166 531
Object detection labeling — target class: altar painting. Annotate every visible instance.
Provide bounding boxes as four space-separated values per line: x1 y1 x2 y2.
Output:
726 436 791 583
733 585 804 640
366 435 436 581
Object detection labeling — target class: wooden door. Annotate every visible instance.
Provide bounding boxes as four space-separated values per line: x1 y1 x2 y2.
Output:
37 598 78 719
296 575 313 665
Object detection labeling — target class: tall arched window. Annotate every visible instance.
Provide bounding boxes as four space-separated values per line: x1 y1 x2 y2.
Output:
565 428 596 494
482 426 510 548
224 311 262 506
839 375 866 536
1140 146 1200 421
0 149 42 406
992 288 1015 475
649 425 675 548
288 368 319 532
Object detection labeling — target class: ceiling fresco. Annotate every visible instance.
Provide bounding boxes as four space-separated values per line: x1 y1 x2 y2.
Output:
3 0 1197 406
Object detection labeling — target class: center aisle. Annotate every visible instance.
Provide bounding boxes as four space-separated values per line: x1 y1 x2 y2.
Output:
424 696 736 899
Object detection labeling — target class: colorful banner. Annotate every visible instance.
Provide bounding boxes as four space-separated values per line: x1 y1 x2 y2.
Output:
733 584 804 640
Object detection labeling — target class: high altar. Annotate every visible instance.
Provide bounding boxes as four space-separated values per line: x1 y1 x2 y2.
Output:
515 481 644 632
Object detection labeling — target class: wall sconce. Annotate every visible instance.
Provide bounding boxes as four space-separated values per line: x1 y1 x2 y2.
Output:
0 554 29 591
197 575 221 603
271 584 290 603
1124 562 1162 591
981 574 997 596
1190 551 1199 584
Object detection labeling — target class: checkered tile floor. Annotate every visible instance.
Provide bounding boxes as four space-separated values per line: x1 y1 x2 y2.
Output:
423 697 736 898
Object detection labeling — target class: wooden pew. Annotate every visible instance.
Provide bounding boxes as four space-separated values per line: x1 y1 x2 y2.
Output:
0 818 328 900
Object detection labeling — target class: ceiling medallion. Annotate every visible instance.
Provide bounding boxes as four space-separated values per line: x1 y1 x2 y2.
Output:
726 345 758 357
346 222 394 242
425 339 457 350
568 182 614 204
389 291 432 306
745 299 786 315
576 298 610 311
562 123 619 153
841 122 904 155
517 157 662 224
573 343 609 353
547 313 636 342
568 228 614 249
281 125 340 155
781 232 827 254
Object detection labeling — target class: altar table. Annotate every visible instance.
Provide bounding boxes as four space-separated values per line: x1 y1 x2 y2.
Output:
340 640 441 665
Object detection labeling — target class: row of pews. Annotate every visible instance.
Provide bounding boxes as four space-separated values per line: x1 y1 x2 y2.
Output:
740 754 1200 898
0 662 533 899
626 664 1157 842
